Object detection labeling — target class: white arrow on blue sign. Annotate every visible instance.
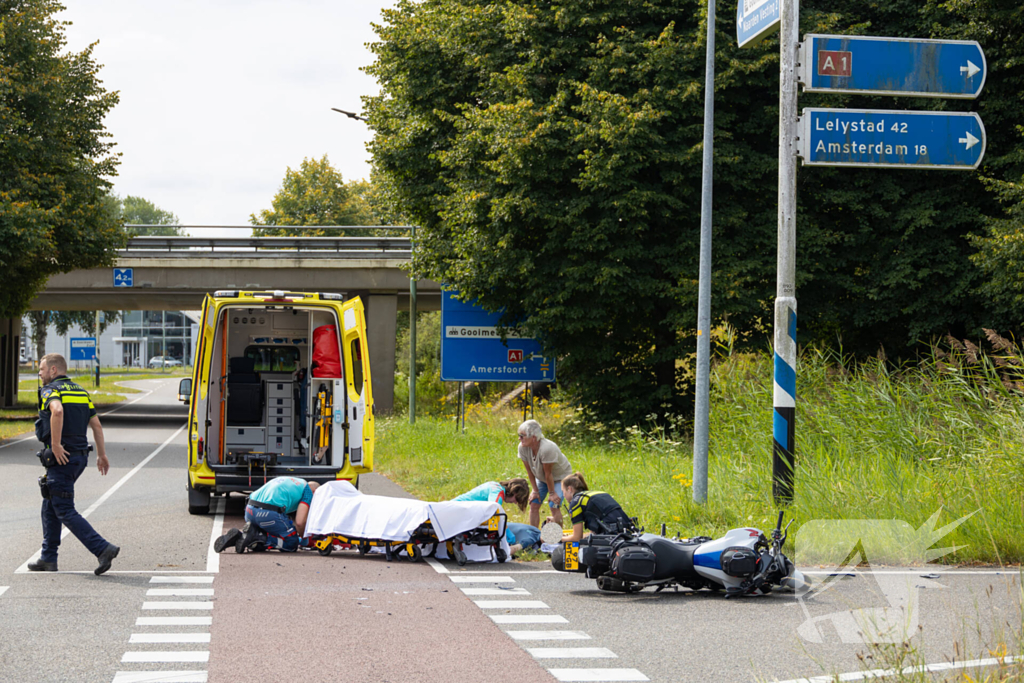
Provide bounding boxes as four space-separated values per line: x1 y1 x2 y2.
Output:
800 35 986 99
799 108 986 170
736 0 780 48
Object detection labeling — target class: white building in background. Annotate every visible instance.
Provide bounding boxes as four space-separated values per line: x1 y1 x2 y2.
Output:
21 311 201 369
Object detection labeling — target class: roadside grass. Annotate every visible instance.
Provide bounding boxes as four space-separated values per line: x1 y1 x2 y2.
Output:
377 338 1024 565
0 369 189 442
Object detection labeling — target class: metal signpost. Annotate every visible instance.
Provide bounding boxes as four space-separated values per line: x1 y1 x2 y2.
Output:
736 0 781 48
800 35 986 99
800 109 986 170
440 291 555 429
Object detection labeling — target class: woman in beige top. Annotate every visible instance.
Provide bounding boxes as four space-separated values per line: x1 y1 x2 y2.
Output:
517 419 573 527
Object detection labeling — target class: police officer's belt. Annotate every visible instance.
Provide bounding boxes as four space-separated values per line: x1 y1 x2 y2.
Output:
247 499 286 514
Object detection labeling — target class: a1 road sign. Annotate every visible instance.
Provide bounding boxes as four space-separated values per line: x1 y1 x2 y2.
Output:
799 108 986 170
800 35 986 99
737 0 780 48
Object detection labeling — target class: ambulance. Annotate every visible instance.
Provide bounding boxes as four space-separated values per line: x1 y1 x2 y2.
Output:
178 290 374 514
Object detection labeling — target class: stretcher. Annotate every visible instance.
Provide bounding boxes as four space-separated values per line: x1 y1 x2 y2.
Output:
305 480 510 565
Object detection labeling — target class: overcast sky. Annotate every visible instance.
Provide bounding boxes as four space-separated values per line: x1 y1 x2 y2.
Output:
59 1 395 232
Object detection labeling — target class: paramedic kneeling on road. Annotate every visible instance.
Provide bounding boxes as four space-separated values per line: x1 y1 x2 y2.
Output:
560 472 635 543
517 419 573 528
215 478 320 553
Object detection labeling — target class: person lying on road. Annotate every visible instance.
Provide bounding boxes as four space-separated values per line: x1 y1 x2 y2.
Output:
452 478 539 555
215 477 320 553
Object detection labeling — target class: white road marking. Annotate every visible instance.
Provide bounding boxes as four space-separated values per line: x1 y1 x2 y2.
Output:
449 575 515 583
474 600 549 609
150 576 215 584
16 424 187 573
549 669 649 682
802 569 1020 576
490 614 569 624
99 382 165 417
508 631 591 641
112 673 207 683
146 589 214 597
529 648 617 659
205 496 226 573
21 570 215 576
460 587 531 596
0 434 37 450
456 569 561 574
142 601 213 610
775 655 1024 683
122 652 210 663
136 617 212 626
129 633 211 644
0 586 8 598
425 557 449 574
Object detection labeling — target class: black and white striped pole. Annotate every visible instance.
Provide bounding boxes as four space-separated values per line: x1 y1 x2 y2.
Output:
773 0 799 504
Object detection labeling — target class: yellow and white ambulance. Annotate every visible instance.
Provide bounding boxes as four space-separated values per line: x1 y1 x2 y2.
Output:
179 290 374 514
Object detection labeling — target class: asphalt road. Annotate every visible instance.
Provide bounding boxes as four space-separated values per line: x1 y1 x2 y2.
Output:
1 381 1021 683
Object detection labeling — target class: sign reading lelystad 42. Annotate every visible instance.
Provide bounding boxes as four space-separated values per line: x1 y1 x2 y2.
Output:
799 108 986 170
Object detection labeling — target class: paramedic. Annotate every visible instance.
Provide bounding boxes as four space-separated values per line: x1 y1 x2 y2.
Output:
452 479 540 552
215 478 320 553
28 354 120 575
517 419 572 528
560 472 634 543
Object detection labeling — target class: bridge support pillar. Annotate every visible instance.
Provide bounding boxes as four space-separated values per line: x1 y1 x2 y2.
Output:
0 317 22 408
364 294 397 415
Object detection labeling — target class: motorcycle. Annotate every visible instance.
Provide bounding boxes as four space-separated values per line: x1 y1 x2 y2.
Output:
552 511 810 596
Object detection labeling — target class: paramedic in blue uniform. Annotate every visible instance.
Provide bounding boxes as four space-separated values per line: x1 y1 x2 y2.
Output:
215 477 320 553
28 354 120 575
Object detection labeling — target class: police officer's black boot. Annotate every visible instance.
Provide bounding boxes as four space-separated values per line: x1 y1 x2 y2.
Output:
27 559 58 572
95 543 120 576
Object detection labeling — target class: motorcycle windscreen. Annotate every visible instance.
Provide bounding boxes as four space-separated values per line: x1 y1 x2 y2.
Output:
339 297 374 469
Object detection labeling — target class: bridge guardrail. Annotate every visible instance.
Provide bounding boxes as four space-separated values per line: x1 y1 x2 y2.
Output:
120 235 412 259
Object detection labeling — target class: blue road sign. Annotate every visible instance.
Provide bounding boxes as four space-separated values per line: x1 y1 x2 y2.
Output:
800 108 986 170
70 338 96 361
800 35 986 99
737 0 780 48
113 268 133 287
440 291 555 383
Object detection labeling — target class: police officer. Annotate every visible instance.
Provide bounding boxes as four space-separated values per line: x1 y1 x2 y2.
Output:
28 353 120 575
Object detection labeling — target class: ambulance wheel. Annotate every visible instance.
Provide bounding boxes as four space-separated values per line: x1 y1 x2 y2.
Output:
318 544 333 557
454 549 468 566
495 547 507 563
358 543 370 556
187 476 210 515
408 545 423 563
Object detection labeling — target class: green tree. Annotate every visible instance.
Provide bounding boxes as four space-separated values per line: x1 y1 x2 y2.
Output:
366 0 1021 425
119 195 182 236
0 0 124 319
250 155 380 235
27 310 120 363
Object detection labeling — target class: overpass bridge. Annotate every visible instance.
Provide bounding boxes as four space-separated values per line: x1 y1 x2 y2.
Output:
1 233 444 412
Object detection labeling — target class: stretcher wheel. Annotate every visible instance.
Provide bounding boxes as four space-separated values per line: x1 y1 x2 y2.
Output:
407 545 423 563
495 547 507 563
318 543 333 556
385 545 395 562
358 542 370 555
454 549 468 566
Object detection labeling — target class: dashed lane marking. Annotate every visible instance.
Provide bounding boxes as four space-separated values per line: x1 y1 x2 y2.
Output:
529 648 618 659
449 575 516 583
508 631 591 641
16 424 186 573
490 614 569 624
775 655 1024 683
112 673 207 683
474 600 549 609
142 601 213 611
150 576 214 584
136 617 212 626
129 634 211 644
460 587 531 596
548 669 649 682
146 589 215 597
0 586 8 598
121 652 210 663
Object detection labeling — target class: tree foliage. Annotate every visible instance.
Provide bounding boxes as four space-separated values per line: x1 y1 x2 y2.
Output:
250 155 380 235
118 195 182 236
366 0 1023 425
0 0 123 319
27 309 120 362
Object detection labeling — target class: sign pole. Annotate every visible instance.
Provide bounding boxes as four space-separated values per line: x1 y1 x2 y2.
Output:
773 0 799 504
409 225 417 425
95 311 101 388
692 0 717 506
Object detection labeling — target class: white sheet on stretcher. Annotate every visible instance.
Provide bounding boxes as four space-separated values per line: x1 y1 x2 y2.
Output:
305 481 509 560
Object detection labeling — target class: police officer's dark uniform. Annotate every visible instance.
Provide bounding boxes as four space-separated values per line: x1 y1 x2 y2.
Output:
569 490 634 534
29 374 119 574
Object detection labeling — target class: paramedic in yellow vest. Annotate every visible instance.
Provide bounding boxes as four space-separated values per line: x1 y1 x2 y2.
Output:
517 419 572 528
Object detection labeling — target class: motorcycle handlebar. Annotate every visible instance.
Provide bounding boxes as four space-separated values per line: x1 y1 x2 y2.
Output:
775 511 785 534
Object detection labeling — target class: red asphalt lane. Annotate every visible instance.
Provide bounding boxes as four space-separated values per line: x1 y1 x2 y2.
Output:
209 515 556 683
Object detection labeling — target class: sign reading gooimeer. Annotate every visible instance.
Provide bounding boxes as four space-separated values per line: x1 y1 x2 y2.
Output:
440 291 555 382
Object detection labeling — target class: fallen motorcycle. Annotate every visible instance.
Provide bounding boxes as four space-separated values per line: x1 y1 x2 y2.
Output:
552 511 810 596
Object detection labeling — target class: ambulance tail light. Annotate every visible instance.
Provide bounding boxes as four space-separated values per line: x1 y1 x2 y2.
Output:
197 437 204 457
